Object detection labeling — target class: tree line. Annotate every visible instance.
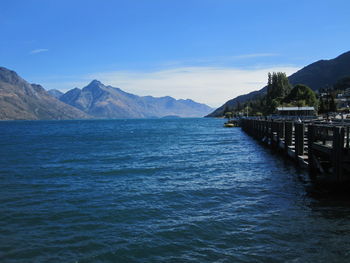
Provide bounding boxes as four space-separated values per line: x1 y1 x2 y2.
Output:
224 72 321 118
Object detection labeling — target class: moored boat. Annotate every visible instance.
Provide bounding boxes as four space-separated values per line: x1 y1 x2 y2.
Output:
224 118 240 127
224 122 235 127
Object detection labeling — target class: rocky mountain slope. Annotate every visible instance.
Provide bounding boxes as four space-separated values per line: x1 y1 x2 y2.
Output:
0 67 89 120
48 89 64 99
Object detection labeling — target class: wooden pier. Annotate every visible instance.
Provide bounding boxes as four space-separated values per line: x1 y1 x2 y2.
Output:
241 119 350 185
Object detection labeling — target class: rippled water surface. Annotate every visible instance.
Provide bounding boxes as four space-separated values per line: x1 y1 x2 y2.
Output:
1 118 350 262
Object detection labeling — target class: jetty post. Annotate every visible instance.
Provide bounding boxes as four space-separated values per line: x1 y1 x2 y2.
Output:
332 126 344 182
284 121 293 154
294 122 305 158
307 124 317 179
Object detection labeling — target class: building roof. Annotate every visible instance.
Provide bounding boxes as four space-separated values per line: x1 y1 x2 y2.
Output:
276 106 315 111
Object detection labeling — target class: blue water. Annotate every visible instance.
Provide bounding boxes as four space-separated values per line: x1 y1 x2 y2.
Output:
1 118 350 262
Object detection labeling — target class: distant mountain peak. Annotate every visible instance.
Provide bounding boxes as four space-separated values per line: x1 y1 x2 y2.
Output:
90 79 102 85
48 89 64 99
71 87 81 92
87 79 104 88
83 79 106 93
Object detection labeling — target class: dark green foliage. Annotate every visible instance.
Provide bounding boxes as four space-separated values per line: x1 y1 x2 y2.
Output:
236 101 242 111
284 84 318 107
224 111 233 119
267 72 291 99
319 98 326 114
329 94 337 112
318 89 337 114
223 105 230 115
333 76 350 91
264 72 291 114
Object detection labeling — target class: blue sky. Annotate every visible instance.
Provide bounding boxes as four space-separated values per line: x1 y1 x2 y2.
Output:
1 0 350 107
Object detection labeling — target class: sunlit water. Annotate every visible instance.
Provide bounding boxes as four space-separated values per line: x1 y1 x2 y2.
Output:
1 118 350 262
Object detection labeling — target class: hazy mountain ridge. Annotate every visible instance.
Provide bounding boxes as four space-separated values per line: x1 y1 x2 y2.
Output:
0 67 89 120
207 50 350 117
48 89 64 99
60 80 213 118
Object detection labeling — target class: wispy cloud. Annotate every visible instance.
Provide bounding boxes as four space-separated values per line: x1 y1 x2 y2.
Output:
232 53 279 59
30 48 49 54
160 53 280 67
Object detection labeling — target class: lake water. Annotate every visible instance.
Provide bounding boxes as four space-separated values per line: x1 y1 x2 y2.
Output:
1 118 350 262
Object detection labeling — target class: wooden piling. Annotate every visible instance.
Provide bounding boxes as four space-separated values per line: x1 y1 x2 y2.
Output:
332 126 344 182
284 122 292 153
295 123 305 157
307 124 316 179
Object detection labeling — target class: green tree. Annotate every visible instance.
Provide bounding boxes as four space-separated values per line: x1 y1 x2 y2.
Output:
319 97 326 114
264 72 291 114
224 111 233 119
223 104 232 117
236 101 241 111
329 94 337 112
284 84 318 108
266 72 291 100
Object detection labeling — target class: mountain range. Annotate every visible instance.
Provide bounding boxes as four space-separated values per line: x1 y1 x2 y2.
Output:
0 67 213 120
207 50 350 117
57 80 213 118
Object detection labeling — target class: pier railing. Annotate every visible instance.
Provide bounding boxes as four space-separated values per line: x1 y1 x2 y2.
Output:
241 119 350 183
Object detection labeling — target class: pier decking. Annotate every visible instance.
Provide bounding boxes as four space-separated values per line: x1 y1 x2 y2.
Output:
241 119 350 184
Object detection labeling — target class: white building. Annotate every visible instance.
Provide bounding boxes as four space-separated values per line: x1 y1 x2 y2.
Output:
276 106 316 116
